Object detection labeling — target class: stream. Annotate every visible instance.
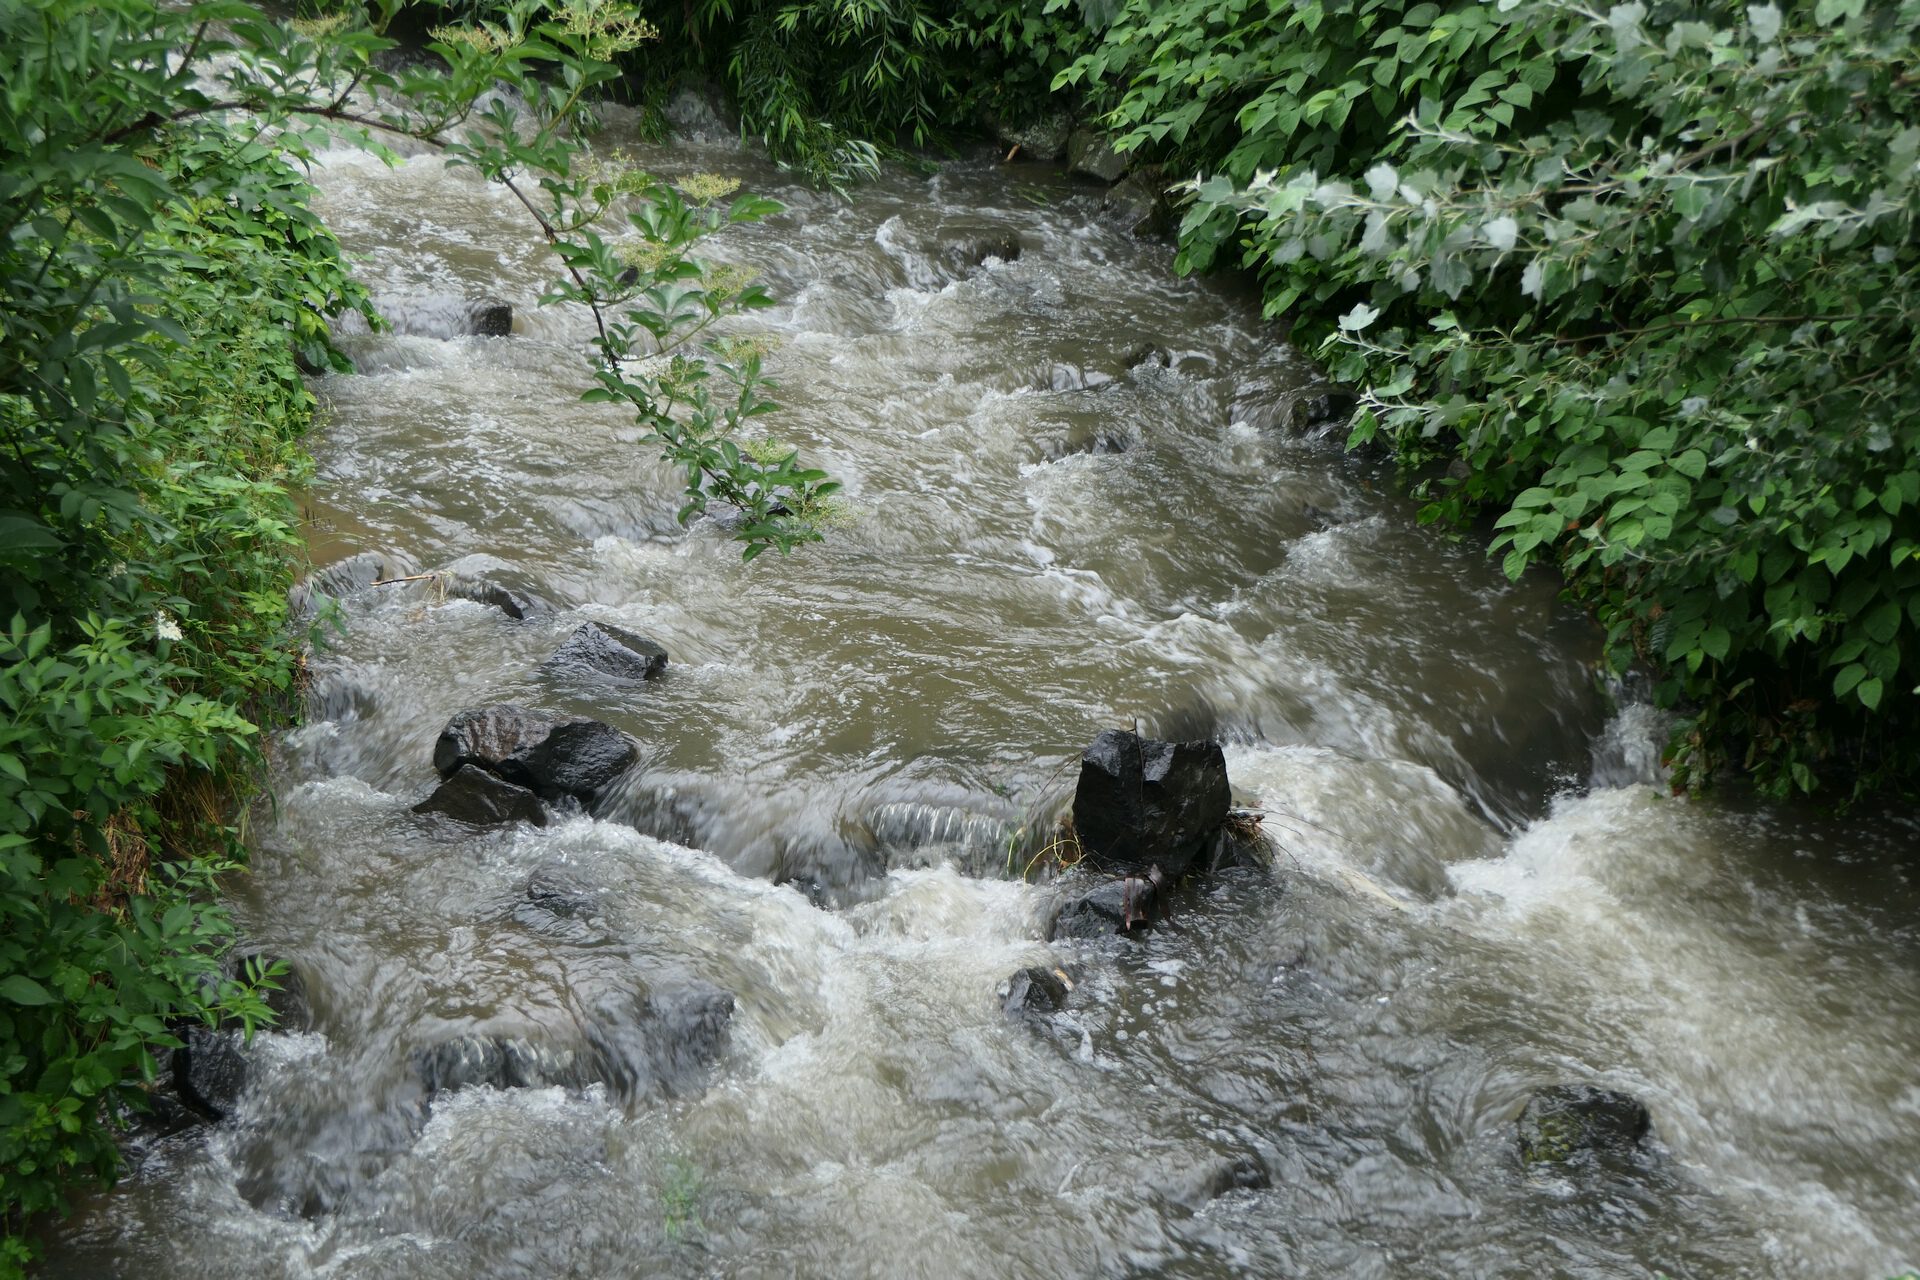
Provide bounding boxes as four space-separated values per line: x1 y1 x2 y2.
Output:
42 116 1920 1279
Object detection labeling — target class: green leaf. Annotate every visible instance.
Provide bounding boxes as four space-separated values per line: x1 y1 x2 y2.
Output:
0 974 55 1006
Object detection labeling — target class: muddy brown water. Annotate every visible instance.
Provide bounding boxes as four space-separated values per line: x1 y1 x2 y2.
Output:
43 118 1920 1279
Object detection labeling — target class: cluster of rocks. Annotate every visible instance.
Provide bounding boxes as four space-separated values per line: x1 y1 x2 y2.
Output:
996 727 1659 1191
987 112 1173 238
397 618 738 1111
131 599 740 1185
410 620 667 828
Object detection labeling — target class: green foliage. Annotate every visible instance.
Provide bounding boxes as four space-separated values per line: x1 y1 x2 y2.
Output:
601 0 1096 187
406 13 842 553
1168 0 1919 799
1055 0 1550 182
0 0 371 1257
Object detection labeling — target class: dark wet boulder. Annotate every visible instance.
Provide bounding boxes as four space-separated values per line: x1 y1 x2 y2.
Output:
1517 1085 1651 1165
432 704 637 804
662 80 738 141
1000 966 1071 1017
172 1026 251 1120
1102 170 1174 237
466 298 513 338
1068 128 1129 183
991 110 1071 161
1049 874 1163 940
414 763 550 828
543 621 669 682
111 1083 204 1142
536 719 642 801
1072 729 1230 879
109 1083 208 1173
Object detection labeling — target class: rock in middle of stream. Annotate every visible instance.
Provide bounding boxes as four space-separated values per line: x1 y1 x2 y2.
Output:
1071 729 1230 879
431 704 637 806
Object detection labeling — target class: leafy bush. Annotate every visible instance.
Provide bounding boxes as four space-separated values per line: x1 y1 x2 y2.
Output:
0 2 368 1259
1052 0 1917 799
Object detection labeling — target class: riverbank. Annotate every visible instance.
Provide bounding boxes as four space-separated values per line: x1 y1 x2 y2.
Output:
0 50 374 1274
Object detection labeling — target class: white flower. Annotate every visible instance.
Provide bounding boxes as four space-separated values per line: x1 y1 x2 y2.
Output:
155 611 183 642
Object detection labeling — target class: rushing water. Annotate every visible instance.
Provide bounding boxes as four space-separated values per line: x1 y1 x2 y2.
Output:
44 116 1920 1279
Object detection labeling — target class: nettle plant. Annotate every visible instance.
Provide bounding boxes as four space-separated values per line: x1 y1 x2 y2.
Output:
1180 0 1919 799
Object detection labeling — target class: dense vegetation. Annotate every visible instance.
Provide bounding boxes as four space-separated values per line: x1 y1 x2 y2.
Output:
0 4 362 1261
648 0 1915 801
1150 0 1920 800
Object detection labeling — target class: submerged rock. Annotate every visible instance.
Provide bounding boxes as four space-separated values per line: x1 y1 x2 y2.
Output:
432 704 637 805
1072 729 1231 880
1000 966 1072 1017
511 864 615 944
1517 1085 1651 1165
1049 874 1163 940
1152 1153 1271 1212
586 982 735 1098
414 763 550 828
332 294 514 340
936 231 1022 275
288 549 419 617
172 1026 250 1121
412 1035 587 1095
442 574 549 620
411 980 733 1103
543 621 669 683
